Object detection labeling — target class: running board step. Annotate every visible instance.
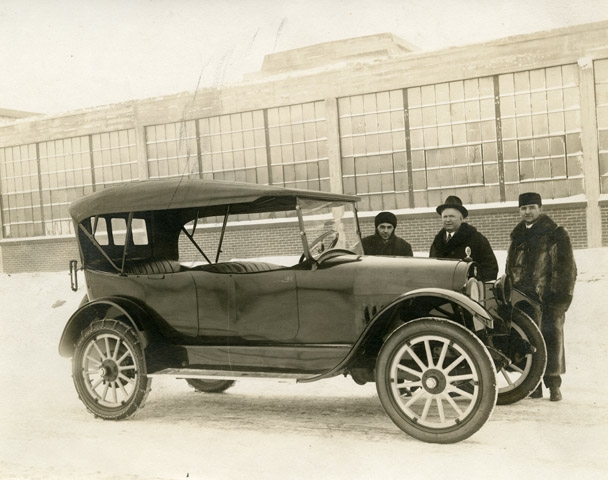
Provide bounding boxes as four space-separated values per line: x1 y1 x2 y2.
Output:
148 368 316 382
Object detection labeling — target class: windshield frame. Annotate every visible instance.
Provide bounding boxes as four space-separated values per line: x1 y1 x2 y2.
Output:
295 197 362 262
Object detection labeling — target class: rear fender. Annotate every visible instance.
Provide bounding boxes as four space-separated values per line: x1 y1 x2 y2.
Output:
58 296 160 358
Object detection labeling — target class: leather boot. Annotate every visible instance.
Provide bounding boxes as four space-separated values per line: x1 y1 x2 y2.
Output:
549 386 562 402
530 384 543 398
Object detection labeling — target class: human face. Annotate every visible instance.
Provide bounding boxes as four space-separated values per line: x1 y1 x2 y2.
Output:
519 204 542 224
441 208 463 233
376 223 394 241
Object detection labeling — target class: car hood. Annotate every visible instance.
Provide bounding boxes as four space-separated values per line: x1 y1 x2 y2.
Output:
351 255 470 296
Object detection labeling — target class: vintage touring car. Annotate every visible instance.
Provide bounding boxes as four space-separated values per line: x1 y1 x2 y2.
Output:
59 179 546 444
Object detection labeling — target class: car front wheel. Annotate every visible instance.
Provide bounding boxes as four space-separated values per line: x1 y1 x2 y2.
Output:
72 319 151 420
375 318 497 444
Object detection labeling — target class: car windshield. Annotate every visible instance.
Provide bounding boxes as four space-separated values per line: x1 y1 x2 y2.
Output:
179 197 362 266
298 198 362 260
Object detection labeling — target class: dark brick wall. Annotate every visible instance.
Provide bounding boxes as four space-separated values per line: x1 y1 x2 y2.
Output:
602 204 608 247
0 204 590 273
0 237 79 274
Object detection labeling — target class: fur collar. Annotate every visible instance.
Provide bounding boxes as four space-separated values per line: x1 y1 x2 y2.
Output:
510 214 557 240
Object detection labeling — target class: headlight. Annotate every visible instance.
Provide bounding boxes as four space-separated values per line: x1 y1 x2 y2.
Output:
465 277 483 303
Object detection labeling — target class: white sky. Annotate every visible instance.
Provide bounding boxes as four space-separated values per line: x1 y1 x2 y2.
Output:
1 0 608 115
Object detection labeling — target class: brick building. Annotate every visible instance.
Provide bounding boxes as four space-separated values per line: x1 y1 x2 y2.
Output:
1 21 607 273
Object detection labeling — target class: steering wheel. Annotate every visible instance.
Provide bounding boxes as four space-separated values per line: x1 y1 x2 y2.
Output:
316 248 357 264
299 230 340 262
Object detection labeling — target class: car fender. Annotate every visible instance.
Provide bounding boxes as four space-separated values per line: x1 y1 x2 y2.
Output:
378 287 493 328
58 296 161 358
299 287 492 383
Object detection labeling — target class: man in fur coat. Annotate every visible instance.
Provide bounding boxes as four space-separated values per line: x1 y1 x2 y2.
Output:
429 196 499 281
362 211 413 257
506 192 577 401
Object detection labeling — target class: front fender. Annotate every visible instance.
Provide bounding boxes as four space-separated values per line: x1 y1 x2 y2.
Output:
58 296 158 358
386 288 493 328
299 287 493 383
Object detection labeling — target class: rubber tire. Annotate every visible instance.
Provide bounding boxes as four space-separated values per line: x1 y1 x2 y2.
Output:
186 379 236 393
72 319 151 420
376 318 497 444
495 309 547 405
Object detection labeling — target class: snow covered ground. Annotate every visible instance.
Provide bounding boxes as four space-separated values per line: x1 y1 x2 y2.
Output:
0 248 607 480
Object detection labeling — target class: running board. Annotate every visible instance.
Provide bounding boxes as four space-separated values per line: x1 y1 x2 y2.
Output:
148 368 317 382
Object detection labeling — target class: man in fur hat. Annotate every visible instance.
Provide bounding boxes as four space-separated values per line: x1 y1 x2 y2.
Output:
429 196 499 280
362 211 413 256
506 192 577 401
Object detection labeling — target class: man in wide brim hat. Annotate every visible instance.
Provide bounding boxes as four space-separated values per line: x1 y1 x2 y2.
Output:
436 195 469 218
429 195 498 281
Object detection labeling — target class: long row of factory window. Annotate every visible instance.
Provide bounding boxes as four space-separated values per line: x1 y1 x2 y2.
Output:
1 59 608 238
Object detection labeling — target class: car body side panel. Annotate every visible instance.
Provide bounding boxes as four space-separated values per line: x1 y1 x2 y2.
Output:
294 261 359 343
85 270 146 302
192 272 236 336
184 344 349 372
138 273 198 337
233 271 299 341
297 256 467 345
193 270 299 341
86 270 199 337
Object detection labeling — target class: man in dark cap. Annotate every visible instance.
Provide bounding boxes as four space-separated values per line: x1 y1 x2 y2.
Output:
429 195 499 280
362 211 413 256
506 192 577 401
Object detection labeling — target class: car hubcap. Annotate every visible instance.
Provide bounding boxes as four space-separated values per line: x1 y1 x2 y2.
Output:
422 369 447 395
98 360 119 382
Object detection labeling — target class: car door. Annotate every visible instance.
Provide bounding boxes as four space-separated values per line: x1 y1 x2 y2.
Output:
233 269 299 341
294 257 360 343
193 268 299 341
192 271 236 337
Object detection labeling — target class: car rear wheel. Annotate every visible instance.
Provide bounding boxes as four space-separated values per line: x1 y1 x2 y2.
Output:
72 319 151 420
186 379 235 393
375 318 497 444
495 309 547 405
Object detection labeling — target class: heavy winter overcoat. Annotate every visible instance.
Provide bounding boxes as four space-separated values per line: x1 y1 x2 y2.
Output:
505 214 577 312
506 213 577 379
362 233 413 257
429 222 499 280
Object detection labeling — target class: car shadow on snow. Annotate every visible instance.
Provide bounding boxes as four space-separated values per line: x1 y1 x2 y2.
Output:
135 382 406 441
127 380 601 440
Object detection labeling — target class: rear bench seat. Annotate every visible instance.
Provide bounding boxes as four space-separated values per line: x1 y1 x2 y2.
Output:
123 259 183 275
193 261 283 274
